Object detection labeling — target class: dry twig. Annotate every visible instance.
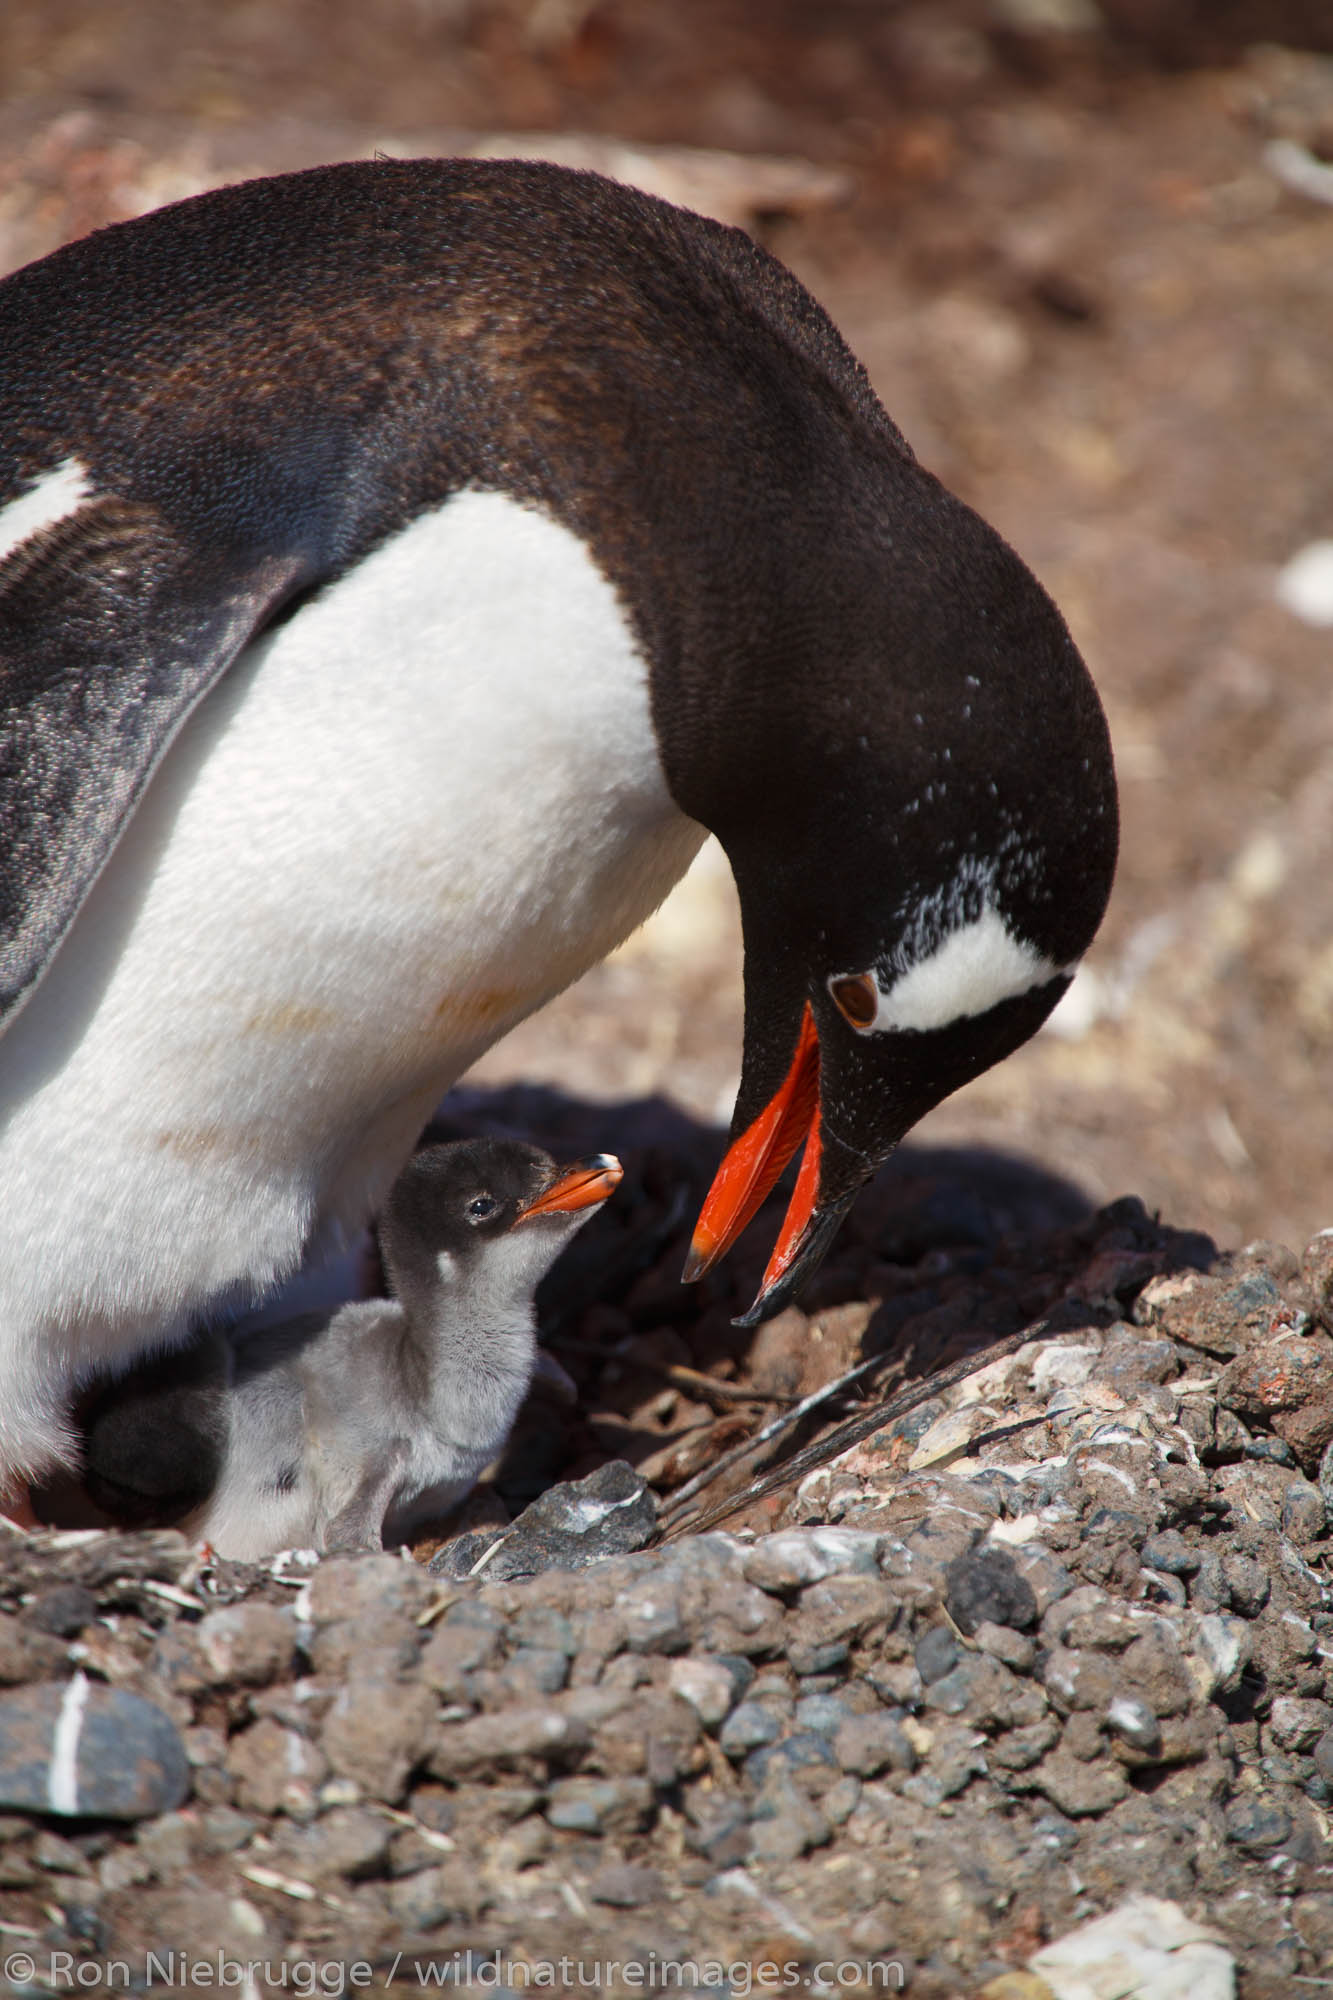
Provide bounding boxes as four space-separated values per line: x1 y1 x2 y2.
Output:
657 1345 903 1532
657 1315 1054 1540
551 1334 797 1410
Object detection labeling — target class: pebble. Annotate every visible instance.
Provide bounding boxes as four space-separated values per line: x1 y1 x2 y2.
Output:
33 1826 91 1874
667 1656 736 1727
1042 1646 1119 1714
545 1775 652 1834
0 1677 189 1820
385 1864 457 1929
1140 1529 1199 1576
1304 1229 1333 1322
1064 1601 1141 1650
1119 1628 1195 1717
1275 538 1333 626
1189 1552 1226 1615
683 1788 749 1859
0 1612 68 1685
1029 1894 1235 2000
744 1729 837 1785
197 1807 257 1856
989 1716 1061 1771
134 1811 193 1876
945 1545 1039 1635
510 1605 577 1657
972 1620 1037 1671
832 1713 918 1776
1137 1268 1290 1357
419 1601 503 1695
1031 1749 1130 1816
1091 1335 1178 1392
322 1678 438 1802
1190 1615 1251 1700
785 1633 849 1676
1139 1567 1187 1608
587 1861 663 1907
1245 1433 1297 1467
299 1553 435 1627
1106 1694 1162 1757
191 1604 298 1687
429 1701 594 1781
429 1461 657 1581
1008 1543 1075 1616
917 1721 989 1800
915 1625 960 1683
740 1527 881 1590
226 1717 327 1816
1031 1342 1100 1394
1219 1331 1332 1423
1220 1553 1270 1617
792 1692 854 1735
1268 1697 1333 1754
273 1805 391 1880
506 1644 569 1694
748 1767 830 1861
743 1668 794 1710
1225 1794 1293 1850
718 1701 781 1757
25 1586 98 1638
1281 1479 1326 1541
618 1578 687 1655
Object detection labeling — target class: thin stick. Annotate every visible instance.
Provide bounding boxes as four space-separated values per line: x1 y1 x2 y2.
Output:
551 1335 797 1409
657 1346 899 1527
658 1316 1052 1540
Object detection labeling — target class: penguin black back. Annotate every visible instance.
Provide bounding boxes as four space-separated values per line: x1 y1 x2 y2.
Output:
0 157 936 1024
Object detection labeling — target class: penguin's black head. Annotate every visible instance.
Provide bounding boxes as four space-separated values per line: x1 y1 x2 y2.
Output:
380 1138 622 1309
667 458 1119 1325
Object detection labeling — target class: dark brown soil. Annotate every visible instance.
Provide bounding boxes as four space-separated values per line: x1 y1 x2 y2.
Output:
3 0 1331 1256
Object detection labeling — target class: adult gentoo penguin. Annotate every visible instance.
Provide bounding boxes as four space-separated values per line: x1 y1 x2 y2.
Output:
63 1140 623 1559
0 158 1117 1494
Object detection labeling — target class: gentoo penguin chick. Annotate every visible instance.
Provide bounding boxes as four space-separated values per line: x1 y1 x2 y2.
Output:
0 159 1118 1494
75 1140 622 1560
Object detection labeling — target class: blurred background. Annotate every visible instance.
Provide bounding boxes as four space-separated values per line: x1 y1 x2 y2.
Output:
4 0 1330 1255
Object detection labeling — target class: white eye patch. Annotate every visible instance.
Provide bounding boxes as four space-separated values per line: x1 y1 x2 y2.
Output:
832 905 1070 1036
0 457 93 565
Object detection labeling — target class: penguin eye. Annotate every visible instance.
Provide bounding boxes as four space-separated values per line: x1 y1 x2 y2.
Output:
467 1195 499 1223
828 970 879 1031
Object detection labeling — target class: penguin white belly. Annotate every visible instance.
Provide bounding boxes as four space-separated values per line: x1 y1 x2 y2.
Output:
0 489 703 1479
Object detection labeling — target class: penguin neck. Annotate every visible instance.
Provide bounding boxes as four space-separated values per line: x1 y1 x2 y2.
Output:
386 1242 539 1421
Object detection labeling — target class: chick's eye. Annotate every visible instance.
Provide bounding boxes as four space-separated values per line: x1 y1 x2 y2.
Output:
467 1195 499 1223
829 970 879 1030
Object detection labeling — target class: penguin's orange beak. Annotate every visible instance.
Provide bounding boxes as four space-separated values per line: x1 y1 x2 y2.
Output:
683 1002 839 1321
519 1154 623 1219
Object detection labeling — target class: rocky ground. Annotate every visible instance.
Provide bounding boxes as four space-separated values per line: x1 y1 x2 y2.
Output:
3 1104 1333 1996
2 2 1333 1993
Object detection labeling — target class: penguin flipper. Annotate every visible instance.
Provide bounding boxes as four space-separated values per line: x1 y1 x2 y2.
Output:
0 495 308 1029
78 1328 232 1528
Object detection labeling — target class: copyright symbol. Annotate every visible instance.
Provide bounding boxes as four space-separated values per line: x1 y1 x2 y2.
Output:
4 1954 37 1983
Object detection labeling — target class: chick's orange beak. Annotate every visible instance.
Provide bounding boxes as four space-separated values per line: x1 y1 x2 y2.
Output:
519 1154 623 1219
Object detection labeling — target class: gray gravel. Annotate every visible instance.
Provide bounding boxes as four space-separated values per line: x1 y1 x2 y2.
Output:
0 1213 1331 1997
